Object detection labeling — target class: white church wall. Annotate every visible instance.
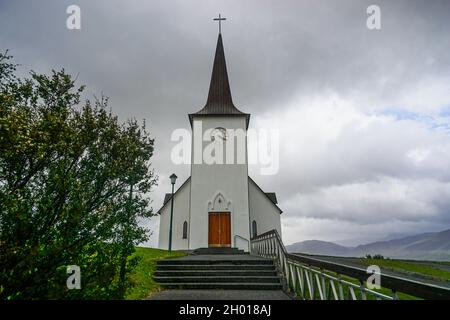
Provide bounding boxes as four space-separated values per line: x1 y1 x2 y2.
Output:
158 179 191 250
248 178 282 238
190 116 251 251
158 205 169 249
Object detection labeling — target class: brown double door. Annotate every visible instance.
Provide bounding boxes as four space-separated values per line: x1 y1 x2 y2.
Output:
208 212 231 247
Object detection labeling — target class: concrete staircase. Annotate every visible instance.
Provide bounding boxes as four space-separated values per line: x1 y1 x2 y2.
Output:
154 254 282 290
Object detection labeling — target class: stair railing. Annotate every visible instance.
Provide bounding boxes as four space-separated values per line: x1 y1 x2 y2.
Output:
250 229 290 292
250 229 450 300
234 234 250 251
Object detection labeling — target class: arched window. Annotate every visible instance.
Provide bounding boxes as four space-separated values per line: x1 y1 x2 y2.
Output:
252 220 257 239
182 221 188 239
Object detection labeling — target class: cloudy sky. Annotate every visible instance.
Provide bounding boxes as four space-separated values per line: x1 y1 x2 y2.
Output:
2 0 450 247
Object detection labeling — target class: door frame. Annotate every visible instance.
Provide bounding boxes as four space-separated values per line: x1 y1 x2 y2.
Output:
208 211 231 247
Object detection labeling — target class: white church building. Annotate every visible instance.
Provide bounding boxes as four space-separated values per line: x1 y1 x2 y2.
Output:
158 32 282 252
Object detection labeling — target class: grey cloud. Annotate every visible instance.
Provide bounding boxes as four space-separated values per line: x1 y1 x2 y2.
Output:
2 0 450 246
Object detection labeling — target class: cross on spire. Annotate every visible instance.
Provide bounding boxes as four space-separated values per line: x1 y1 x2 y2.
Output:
213 14 226 34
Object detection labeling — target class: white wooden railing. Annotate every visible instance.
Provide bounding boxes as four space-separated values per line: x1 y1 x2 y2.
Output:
250 229 450 300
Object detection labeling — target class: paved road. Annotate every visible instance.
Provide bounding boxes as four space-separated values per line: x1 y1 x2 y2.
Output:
147 289 292 300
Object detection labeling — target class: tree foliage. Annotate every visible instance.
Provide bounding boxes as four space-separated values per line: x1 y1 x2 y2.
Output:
0 51 157 299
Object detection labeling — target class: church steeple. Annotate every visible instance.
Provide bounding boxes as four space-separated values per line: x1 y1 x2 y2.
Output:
189 32 250 128
205 33 234 110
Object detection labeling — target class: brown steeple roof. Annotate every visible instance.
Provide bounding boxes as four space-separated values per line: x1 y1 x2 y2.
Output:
189 33 250 128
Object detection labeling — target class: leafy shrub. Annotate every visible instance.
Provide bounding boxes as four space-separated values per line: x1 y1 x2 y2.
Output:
0 51 157 299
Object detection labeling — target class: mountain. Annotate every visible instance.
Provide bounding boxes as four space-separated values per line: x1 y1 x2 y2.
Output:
285 229 450 261
285 240 352 256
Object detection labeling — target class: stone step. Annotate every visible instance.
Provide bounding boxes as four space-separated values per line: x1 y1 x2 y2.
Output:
157 259 273 265
156 264 276 271
153 255 283 291
159 282 283 290
154 276 281 284
193 247 246 255
154 270 278 277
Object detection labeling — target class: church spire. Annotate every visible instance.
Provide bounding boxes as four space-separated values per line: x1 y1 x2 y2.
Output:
189 31 250 128
205 33 234 109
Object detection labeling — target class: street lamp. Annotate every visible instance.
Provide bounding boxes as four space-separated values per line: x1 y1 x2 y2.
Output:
168 173 177 252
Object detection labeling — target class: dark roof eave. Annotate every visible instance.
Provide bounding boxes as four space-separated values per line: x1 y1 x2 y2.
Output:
188 113 251 129
265 192 278 205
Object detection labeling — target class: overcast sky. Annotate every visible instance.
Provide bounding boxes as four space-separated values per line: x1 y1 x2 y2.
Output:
2 0 450 247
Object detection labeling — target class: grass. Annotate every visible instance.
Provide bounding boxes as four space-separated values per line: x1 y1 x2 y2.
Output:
125 247 186 300
333 257 450 300
338 273 419 300
358 258 450 283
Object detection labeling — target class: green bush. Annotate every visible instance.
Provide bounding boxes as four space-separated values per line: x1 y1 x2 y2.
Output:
0 51 157 299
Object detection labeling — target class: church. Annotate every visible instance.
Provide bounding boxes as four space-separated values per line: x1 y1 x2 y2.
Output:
158 30 282 252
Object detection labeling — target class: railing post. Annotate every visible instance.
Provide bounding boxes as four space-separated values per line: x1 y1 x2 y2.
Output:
337 274 345 300
284 256 289 283
392 290 399 300
320 269 327 299
329 279 339 300
269 238 273 257
290 263 297 294
296 266 305 299
276 243 280 268
284 255 289 287
349 286 357 300
271 238 275 257
303 268 313 300
359 281 367 300
315 273 324 300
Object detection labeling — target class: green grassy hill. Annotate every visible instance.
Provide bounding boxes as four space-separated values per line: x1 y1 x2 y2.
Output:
358 257 450 283
125 247 186 300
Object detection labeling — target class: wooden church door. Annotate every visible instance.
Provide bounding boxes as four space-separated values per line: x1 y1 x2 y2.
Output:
208 212 231 247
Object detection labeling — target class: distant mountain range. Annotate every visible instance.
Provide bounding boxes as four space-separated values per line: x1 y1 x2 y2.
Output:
286 229 450 261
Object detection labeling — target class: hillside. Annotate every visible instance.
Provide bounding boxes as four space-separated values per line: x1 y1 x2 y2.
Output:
286 229 450 261
125 247 186 300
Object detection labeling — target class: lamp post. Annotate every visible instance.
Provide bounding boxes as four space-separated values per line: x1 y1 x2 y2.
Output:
168 173 177 253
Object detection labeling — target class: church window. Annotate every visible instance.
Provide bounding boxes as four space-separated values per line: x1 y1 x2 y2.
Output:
182 221 188 239
252 220 257 238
